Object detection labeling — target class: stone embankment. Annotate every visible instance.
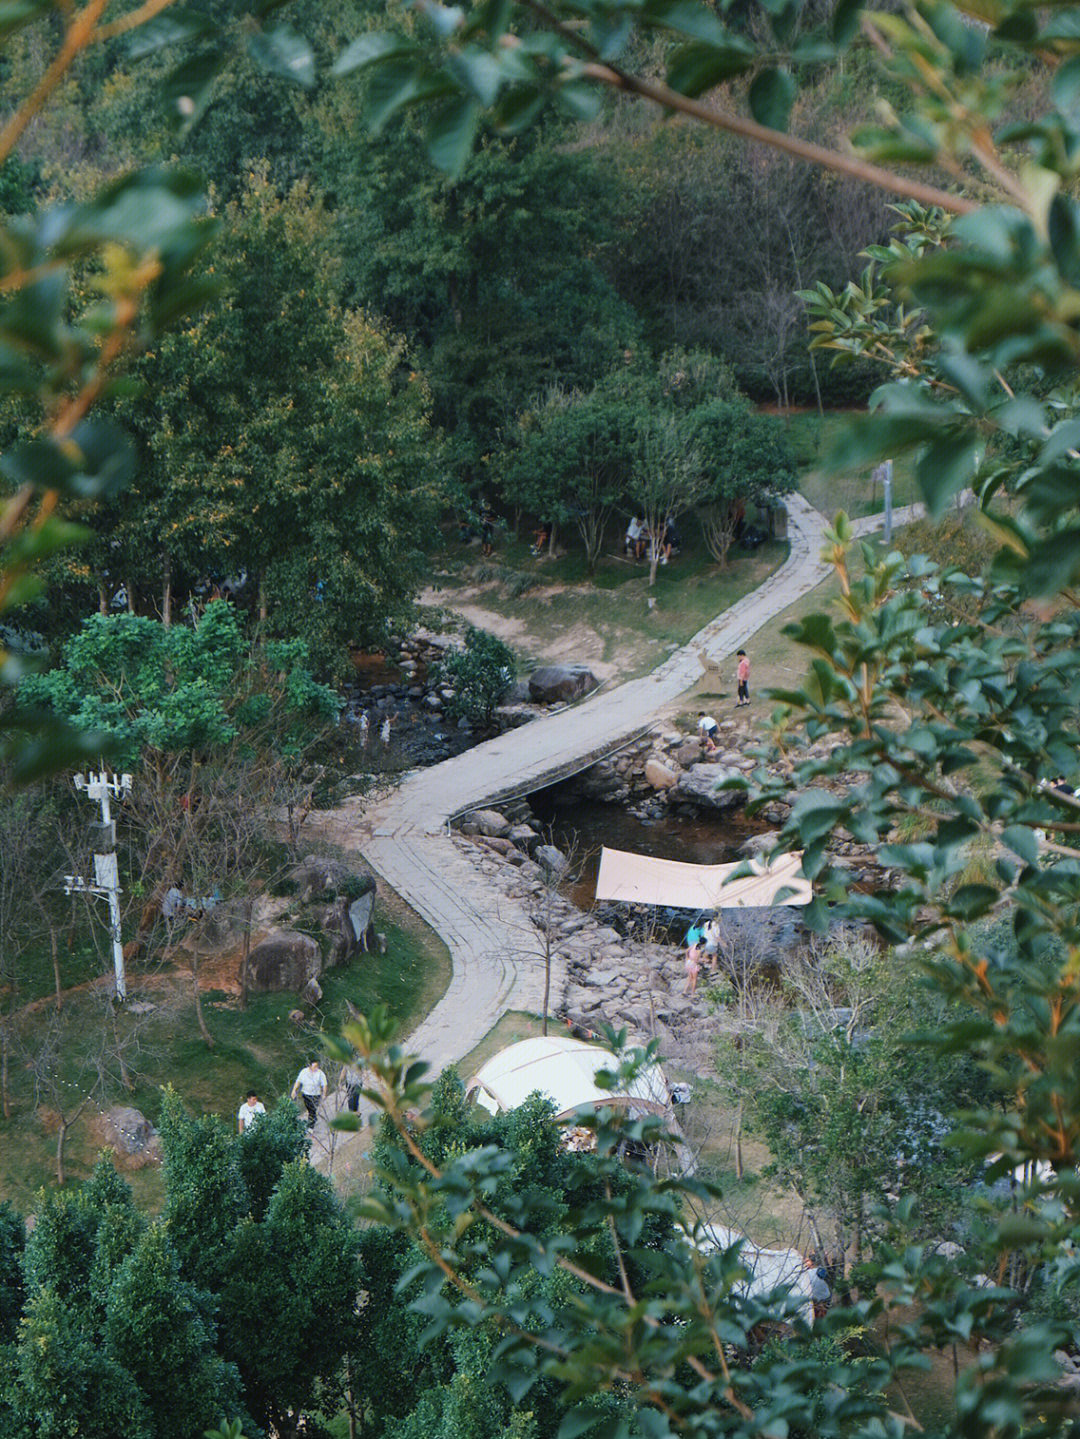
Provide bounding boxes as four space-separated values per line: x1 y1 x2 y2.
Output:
446 720 889 1074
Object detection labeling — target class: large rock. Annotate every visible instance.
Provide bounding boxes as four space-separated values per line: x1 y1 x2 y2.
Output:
528 666 598 704
644 756 679 790
675 764 745 812
535 844 569 878
292 854 374 904
675 740 704 767
472 808 511 837
100 1106 155 1156
508 824 538 853
245 930 322 993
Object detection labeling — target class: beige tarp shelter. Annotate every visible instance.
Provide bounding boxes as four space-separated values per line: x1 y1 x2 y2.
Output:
594 847 811 909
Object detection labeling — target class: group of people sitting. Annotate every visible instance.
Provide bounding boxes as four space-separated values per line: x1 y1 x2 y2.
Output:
683 916 726 993
624 515 679 565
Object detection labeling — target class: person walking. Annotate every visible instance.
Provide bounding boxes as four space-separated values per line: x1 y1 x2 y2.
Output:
237 1091 265 1133
736 650 751 707
344 1062 364 1115
291 1059 328 1129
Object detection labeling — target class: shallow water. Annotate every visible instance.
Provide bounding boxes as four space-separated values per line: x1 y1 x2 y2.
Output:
528 793 773 913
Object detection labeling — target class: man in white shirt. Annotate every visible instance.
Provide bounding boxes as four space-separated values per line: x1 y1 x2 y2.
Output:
237 1091 266 1134
697 713 719 753
291 1059 328 1129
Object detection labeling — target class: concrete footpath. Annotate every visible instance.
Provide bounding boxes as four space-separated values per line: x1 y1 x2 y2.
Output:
306 494 925 1171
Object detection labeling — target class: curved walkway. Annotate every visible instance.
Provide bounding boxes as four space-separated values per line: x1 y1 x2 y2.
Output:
306 495 928 1170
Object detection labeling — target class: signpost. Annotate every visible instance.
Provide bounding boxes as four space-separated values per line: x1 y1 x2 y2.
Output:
65 770 132 1002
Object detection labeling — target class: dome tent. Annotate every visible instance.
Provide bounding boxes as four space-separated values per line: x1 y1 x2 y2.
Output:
466 1035 671 1122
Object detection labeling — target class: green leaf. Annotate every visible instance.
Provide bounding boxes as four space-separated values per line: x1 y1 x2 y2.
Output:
427 95 481 174
0 421 135 500
1048 192 1080 287
915 430 977 516
446 48 503 105
493 85 545 134
641 0 729 46
0 0 49 39
666 40 753 96
333 32 414 77
556 80 601 121
423 3 465 38
248 26 316 89
832 0 862 45
1053 53 1080 114
160 51 226 134
1001 826 1040 865
749 67 796 131
128 9 216 59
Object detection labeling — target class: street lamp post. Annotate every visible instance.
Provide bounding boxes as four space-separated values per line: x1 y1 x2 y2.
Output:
66 769 133 1002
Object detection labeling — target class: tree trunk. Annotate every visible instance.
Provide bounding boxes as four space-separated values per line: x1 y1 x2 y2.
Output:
162 552 172 628
1 1024 9 1119
56 1120 68 1186
239 899 254 1011
547 520 557 558
542 940 551 1037
193 962 214 1049
125 578 135 614
47 921 62 1012
734 1098 744 1180
258 571 268 624
98 581 109 616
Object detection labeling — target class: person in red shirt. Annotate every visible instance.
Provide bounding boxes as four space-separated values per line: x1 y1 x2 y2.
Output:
736 650 750 707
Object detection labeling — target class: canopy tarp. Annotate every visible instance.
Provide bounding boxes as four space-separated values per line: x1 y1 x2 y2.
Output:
595 847 811 909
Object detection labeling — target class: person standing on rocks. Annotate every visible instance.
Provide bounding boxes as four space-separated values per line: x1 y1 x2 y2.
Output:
736 650 751 707
291 1059 328 1129
684 940 702 994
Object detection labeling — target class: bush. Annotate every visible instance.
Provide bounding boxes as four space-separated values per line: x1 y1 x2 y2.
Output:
437 627 515 728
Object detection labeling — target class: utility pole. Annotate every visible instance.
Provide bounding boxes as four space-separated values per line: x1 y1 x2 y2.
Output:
65 769 132 1002
872 460 894 544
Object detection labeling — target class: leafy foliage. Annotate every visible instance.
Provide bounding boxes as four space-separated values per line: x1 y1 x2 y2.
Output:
437 626 515 727
18 600 339 769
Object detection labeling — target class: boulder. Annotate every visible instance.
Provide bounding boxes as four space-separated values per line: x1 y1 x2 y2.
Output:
739 831 778 858
245 930 322 993
644 756 679 790
292 854 374 904
471 808 510 837
528 666 598 704
675 764 745 812
675 740 703 768
508 824 538 853
302 976 323 1006
535 844 569 878
100 1106 155 1156
479 835 516 856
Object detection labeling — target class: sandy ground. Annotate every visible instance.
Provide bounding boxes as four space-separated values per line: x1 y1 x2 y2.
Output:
418 586 619 680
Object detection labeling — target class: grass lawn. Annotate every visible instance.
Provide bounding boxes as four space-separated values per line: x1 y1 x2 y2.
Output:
787 411 921 519
0 888 449 1209
424 527 789 683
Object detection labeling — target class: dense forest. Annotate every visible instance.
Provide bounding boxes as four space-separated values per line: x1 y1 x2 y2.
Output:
0 0 896 672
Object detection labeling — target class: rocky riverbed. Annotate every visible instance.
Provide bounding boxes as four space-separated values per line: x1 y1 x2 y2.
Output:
451 721 887 1074
342 629 600 768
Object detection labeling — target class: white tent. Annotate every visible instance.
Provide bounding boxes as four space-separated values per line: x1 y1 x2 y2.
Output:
594 847 812 910
466 1035 671 1121
691 1222 817 1321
